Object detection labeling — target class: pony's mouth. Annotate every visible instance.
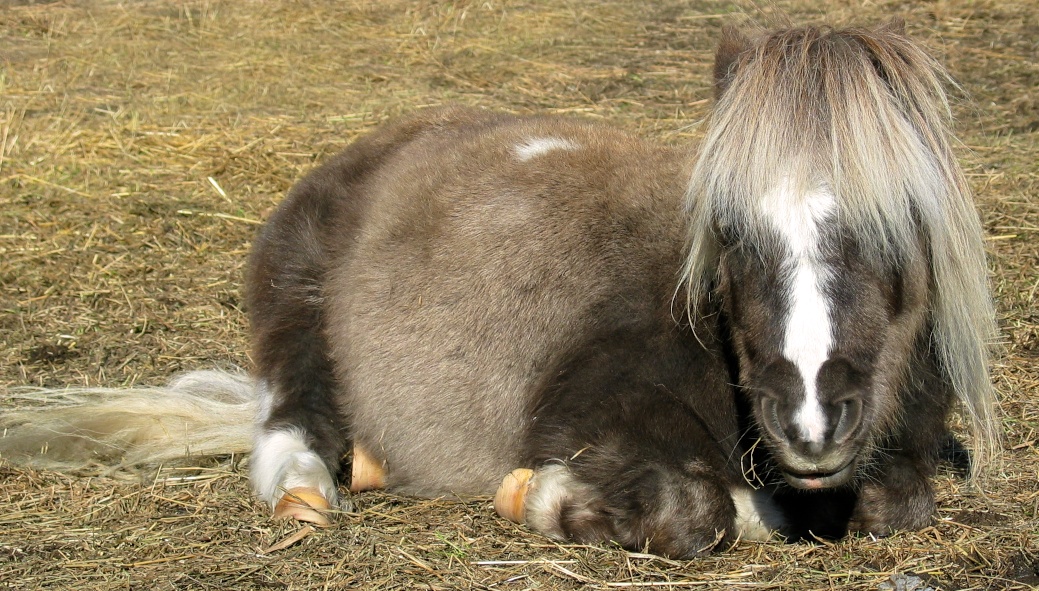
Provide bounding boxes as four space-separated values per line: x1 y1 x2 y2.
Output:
782 461 856 490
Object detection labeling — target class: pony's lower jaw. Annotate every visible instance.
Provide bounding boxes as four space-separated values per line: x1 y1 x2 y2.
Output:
781 460 856 490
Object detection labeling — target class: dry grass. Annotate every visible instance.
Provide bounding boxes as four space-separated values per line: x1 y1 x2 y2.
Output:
1 0 1037 589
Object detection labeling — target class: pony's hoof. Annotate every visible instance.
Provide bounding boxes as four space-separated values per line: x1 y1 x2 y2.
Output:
494 468 534 523
350 445 386 492
274 486 332 526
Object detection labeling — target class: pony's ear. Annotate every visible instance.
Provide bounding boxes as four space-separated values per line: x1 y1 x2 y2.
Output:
714 25 752 99
878 17 906 36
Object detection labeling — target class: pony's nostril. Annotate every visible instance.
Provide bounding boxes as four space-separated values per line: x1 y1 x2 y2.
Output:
832 397 863 444
758 396 787 443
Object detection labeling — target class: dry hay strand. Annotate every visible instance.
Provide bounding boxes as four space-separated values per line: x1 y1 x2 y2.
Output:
1 0 1038 589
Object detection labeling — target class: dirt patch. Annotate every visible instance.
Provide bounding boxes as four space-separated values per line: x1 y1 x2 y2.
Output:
951 510 1009 528
1008 551 1039 586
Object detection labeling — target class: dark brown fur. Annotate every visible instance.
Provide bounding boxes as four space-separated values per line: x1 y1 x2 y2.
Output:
521 320 745 556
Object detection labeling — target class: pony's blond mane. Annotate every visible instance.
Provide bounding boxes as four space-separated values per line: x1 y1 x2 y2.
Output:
681 24 998 472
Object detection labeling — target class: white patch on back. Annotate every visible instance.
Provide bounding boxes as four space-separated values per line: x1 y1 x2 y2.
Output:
513 137 579 161
764 180 837 443
251 427 338 508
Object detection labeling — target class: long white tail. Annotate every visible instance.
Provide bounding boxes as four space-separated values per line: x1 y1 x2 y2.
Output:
0 370 256 472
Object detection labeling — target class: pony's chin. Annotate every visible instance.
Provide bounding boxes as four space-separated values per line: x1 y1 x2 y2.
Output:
781 462 856 490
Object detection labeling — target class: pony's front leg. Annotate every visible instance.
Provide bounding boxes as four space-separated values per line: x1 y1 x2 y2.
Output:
848 454 936 535
495 452 740 558
500 324 784 556
848 354 952 535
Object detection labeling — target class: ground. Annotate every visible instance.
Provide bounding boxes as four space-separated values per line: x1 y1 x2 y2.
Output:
1 0 1037 589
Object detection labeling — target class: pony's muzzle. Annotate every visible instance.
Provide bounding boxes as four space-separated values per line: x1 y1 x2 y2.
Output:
758 396 864 489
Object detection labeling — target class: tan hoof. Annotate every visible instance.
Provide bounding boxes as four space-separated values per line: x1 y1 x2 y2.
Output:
350 445 386 493
494 468 534 523
273 486 332 526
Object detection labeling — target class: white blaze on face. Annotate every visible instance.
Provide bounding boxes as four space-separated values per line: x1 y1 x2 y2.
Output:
512 137 579 161
763 180 837 443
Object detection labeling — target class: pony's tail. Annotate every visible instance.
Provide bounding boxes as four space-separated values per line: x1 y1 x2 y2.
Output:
0 370 256 473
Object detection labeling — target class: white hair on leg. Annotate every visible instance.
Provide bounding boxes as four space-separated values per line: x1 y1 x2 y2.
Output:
250 426 338 509
523 464 600 541
730 487 785 541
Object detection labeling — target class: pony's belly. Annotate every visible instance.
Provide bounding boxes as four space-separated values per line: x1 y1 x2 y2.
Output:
326 244 602 495
336 291 565 497
362 437 516 498
346 374 530 497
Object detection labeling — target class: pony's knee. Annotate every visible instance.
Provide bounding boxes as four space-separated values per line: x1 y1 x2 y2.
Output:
638 467 739 557
848 463 936 535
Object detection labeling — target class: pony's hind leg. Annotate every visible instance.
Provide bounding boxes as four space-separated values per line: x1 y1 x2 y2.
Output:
246 180 350 525
245 107 502 522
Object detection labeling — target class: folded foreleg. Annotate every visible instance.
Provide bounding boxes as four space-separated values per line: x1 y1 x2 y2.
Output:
494 449 780 558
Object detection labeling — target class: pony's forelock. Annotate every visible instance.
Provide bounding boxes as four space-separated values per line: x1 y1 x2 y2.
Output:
682 24 998 473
